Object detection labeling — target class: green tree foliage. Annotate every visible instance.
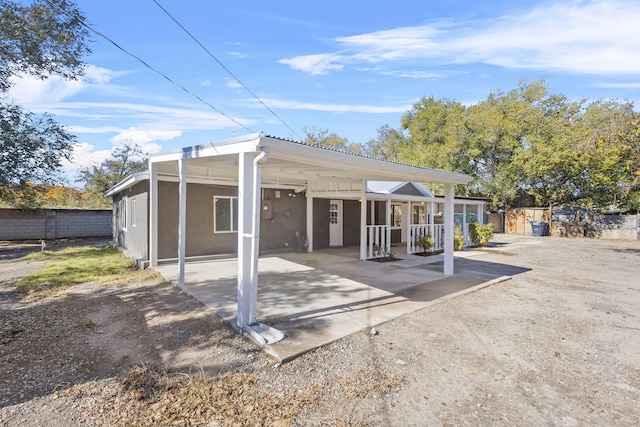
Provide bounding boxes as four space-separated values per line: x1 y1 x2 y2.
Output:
396 79 640 211
77 143 149 207
362 124 405 160
302 126 362 154
0 104 75 205
0 0 90 206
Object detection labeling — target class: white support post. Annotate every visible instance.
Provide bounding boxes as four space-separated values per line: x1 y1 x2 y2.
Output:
370 200 375 225
443 183 455 276
386 200 392 250
237 151 265 329
462 203 468 246
429 202 435 225
306 189 313 252
477 203 484 224
406 201 412 255
149 162 158 267
360 182 367 261
177 159 187 287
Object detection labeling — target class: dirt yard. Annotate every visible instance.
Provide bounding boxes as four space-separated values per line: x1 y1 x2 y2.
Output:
1 235 639 426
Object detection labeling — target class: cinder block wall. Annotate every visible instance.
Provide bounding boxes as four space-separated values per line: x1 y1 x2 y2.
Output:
0 208 112 240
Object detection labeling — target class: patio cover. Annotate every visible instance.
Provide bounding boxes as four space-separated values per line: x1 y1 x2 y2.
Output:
147 133 472 342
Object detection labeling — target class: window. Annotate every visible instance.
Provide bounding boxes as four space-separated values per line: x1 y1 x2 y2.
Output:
391 204 402 228
214 196 238 233
130 199 137 227
121 197 128 231
329 203 339 224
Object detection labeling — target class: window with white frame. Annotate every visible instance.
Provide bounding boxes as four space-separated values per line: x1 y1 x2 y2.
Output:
121 197 128 231
214 196 238 233
130 199 137 227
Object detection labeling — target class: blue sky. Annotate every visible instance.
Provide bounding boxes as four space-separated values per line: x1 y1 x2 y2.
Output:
8 0 640 183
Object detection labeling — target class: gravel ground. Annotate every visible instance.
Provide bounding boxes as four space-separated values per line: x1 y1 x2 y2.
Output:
1 235 639 426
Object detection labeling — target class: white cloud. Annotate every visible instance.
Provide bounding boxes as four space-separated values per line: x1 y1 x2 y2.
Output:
258 98 412 114
60 142 113 184
110 127 182 145
226 78 242 89
228 51 249 59
8 65 132 105
279 0 640 76
278 53 346 75
592 82 640 89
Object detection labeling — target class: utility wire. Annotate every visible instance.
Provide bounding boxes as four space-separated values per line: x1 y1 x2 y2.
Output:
152 0 301 139
42 0 255 134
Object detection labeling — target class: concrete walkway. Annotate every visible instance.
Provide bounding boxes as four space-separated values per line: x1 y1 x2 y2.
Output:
154 247 512 361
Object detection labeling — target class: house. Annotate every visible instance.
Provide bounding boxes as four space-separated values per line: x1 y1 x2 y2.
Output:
105 133 475 342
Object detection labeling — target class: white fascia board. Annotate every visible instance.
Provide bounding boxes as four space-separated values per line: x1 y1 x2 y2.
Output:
104 171 149 197
260 137 472 185
158 173 306 191
150 134 261 164
365 193 439 203
307 190 363 200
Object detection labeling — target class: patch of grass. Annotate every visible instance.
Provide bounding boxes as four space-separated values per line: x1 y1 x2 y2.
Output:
114 364 320 426
15 245 158 296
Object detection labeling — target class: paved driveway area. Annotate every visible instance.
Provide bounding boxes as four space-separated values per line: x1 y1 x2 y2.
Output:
154 246 521 360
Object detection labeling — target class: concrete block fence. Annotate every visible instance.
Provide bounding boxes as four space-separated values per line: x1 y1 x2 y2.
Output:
0 208 112 240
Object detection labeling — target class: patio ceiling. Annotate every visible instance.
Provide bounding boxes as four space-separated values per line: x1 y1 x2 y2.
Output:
151 134 472 189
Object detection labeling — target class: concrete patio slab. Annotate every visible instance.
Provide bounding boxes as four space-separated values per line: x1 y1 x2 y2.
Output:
153 247 511 361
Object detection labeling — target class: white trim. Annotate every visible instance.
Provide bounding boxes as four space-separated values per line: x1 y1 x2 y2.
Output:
130 199 137 227
104 172 148 197
444 184 455 276
178 158 187 287
121 196 128 232
213 196 238 233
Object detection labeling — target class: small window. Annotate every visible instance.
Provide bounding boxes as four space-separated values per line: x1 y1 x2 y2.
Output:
214 196 238 233
130 199 137 227
329 203 339 224
121 197 128 231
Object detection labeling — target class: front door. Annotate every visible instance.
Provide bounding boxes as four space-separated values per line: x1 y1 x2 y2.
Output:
329 200 343 246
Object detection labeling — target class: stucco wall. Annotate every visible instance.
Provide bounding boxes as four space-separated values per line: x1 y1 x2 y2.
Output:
313 198 330 250
0 208 112 240
112 180 149 262
156 183 307 259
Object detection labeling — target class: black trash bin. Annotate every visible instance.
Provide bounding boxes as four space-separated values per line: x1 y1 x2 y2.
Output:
530 220 548 236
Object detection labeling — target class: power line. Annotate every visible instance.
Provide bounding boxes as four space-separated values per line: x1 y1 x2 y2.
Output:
42 0 255 134
152 0 301 139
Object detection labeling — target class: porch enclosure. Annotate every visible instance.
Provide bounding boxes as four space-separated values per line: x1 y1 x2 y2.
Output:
143 134 472 338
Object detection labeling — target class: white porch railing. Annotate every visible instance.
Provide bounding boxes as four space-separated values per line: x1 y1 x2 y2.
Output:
462 223 473 247
366 225 390 259
408 224 445 254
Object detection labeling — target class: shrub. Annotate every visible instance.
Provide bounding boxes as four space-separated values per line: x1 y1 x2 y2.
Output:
414 232 434 253
469 222 494 246
454 226 465 250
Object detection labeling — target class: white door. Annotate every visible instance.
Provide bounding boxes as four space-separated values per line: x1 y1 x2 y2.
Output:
329 200 343 246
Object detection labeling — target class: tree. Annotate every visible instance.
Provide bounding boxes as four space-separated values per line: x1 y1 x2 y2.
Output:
362 124 405 160
0 0 90 206
302 126 362 153
77 143 149 207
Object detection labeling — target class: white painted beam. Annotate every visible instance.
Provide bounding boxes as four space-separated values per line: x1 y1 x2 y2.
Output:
360 181 367 261
149 163 158 267
237 152 256 328
443 183 455 276
306 188 314 252
177 159 187 287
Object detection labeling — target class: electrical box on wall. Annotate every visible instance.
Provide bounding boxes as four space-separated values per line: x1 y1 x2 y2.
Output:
262 200 272 219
